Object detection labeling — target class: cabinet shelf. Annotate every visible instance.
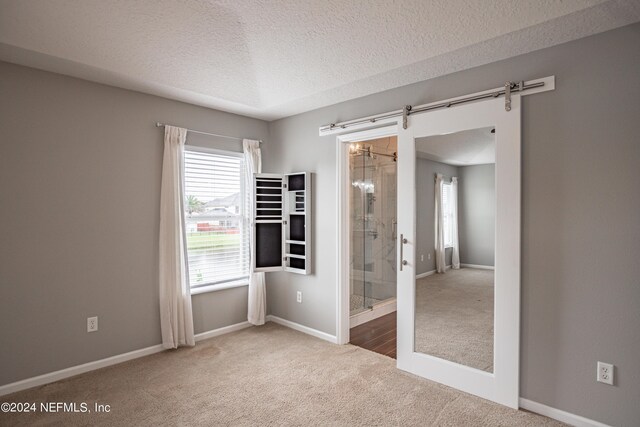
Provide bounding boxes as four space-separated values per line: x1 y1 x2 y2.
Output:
253 172 311 275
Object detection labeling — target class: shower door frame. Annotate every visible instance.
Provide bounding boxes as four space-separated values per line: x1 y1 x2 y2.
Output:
350 148 396 304
336 125 399 345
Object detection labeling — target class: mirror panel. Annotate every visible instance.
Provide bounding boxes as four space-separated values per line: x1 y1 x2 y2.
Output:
414 126 496 372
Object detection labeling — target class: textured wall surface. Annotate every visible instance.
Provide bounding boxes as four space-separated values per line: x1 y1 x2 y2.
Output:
0 61 268 386
265 24 640 425
458 164 495 267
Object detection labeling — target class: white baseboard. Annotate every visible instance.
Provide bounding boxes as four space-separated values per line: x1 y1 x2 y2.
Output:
0 320 253 397
416 269 436 279
266 315 338 344
416 265 453 278
349 299 396 328
0 344 164 397
461 263 495 270
519 398 610 427
194 321 252 342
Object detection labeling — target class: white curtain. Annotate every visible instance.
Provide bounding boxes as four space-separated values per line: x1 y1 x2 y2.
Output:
244 139 266 326
451 176 460 269
434 173 446 273
159 125 195 349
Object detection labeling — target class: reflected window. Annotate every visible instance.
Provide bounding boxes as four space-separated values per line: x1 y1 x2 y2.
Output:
442 182 454 248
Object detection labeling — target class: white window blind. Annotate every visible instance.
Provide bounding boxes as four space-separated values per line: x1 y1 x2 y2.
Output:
183 148 249 288
442 182 454 248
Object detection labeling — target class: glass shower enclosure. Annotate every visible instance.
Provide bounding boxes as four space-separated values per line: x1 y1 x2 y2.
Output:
349 137 397 317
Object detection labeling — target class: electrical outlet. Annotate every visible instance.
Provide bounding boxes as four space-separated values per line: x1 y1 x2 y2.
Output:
597 361 614 385
428 253 431 260
296 291 302 303
87 316 98 333
421 254 424 262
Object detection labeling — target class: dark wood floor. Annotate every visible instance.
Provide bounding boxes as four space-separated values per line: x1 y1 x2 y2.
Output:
349 312 397 359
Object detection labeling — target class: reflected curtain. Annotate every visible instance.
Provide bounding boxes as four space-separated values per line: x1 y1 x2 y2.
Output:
451 176 460 269
159 125 195 349
434 173 446 273
243 139 266 325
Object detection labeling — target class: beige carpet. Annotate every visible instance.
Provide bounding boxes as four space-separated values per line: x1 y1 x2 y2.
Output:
0 323 562 426
415 268 494 372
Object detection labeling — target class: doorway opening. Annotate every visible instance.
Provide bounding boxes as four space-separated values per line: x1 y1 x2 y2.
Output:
346 136 398 357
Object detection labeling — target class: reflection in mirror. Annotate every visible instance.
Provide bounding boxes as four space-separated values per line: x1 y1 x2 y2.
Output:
414 126 496 372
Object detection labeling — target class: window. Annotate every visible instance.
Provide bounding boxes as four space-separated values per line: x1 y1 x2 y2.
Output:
442 182 454 248
183 148 249 289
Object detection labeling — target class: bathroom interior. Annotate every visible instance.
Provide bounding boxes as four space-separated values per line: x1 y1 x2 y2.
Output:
349 136 398 323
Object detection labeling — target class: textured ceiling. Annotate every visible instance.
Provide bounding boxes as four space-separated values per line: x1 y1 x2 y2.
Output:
417 127 495 166
1 0 639 120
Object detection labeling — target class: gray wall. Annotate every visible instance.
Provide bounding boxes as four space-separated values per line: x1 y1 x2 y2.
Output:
265 23 640 426
458 164 495 267
0 61 269 386
415 157 457 275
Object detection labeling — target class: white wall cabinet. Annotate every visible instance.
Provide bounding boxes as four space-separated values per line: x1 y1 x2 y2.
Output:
253 172 311 275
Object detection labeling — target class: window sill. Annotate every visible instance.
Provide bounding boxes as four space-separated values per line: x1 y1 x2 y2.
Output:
190 279 249 295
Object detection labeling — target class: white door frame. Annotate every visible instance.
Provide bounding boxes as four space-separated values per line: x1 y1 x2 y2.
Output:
397 96 521 408
335 124 398 345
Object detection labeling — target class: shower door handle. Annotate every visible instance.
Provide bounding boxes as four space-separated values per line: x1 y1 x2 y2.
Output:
399 234 408 271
